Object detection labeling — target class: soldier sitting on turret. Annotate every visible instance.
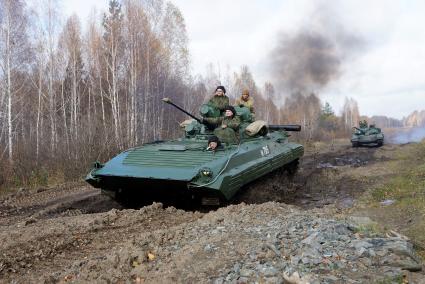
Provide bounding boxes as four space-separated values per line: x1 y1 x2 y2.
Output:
207 86 230 114
203 105 241 144
235 89 255 114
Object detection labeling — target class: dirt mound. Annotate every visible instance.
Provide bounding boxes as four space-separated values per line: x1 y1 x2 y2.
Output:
0 203 202 282
1 202 422 283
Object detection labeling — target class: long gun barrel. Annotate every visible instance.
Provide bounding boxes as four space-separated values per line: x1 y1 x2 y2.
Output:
268 125 301 132
162 98 202 123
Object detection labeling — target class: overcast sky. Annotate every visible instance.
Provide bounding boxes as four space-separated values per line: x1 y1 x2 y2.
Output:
64 0 425 119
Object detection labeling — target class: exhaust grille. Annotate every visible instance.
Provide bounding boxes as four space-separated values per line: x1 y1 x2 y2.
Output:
123 149 226 168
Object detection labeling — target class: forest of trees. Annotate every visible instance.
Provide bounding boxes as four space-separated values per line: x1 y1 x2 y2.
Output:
0 0 373 190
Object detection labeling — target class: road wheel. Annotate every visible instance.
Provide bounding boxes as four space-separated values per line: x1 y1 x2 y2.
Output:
286 159 300 176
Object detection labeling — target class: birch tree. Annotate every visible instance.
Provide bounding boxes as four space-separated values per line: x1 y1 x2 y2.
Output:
60 15 85 150
0 0 30 163
341 97 360 130
103 0 124 148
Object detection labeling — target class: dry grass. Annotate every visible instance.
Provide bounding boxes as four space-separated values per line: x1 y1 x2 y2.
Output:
354 141 425 259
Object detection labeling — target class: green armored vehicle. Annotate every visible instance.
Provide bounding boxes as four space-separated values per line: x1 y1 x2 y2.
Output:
351 120 384 147
86 99 304 206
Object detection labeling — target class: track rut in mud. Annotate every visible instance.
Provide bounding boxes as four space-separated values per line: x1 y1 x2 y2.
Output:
1 143 423 283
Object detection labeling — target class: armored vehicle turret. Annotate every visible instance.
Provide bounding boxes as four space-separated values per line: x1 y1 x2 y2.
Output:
86 99 304 206
351 121 384 147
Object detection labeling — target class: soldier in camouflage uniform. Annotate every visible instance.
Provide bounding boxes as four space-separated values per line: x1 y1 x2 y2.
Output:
203 105 241 144
359 120 368 128
207 86 230 114
235 89 255 114
207 135 222 151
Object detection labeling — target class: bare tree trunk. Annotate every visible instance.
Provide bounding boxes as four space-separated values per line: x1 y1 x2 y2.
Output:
99 76 106 134
36 66 43 164
48 0 56 155
88 86 92 143
7 41 12 162
61 82 70 157
129 47 137 146
142 44 150 143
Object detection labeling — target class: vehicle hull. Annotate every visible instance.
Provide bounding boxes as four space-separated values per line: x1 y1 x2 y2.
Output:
86 131 303 205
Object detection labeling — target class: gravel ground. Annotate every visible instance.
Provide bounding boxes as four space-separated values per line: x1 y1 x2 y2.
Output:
1 143 424 283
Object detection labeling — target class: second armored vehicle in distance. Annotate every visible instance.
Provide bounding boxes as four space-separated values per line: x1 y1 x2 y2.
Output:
351 121 384 147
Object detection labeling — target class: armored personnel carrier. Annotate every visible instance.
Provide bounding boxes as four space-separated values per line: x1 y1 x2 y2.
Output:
351 121 384 147
86 99 304 206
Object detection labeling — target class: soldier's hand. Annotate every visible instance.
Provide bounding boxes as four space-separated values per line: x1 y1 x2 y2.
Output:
221 124 227 129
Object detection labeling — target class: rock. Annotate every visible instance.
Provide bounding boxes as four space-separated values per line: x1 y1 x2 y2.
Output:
248 252 257 261
283 271 311 284
236 277 249 283
382 239 419 260
359 257 372 266
24 217 37 226
264 243 281 257
302 247 321 260
239 268 254 277
290 255 301 265
317 162 336 169
261 266 278 277
380 199 395 206
233 263 241 274
323 275 339 282
334 261 346 269
351 240 373 250
265 276 282 283
301 232 320 246
348 216 377 228
337 197 355 209
36 187 48 193
204 244 213 253
356 247 368 257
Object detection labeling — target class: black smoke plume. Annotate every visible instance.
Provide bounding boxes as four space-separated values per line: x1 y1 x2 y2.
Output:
270 8 363 95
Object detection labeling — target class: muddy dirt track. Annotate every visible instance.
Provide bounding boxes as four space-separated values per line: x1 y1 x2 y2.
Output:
1 143 424 283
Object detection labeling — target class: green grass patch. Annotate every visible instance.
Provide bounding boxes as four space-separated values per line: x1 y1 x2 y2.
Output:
353 223 384 237
374 274 404 284
370 142 425 203
361 141 425 259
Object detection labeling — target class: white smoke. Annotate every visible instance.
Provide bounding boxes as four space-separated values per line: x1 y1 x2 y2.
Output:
388 127 425 144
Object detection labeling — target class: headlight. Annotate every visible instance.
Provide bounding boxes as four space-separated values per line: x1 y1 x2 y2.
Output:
200 168 213 177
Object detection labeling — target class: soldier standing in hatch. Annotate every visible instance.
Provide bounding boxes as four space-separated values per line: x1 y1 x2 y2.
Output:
359 120 368 128
203 105 241 144
235 89 255 114
207 86 230 114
